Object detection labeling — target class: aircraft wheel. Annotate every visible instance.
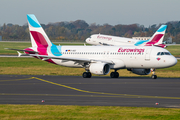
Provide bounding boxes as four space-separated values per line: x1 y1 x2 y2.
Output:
110 72 119 78
110 72 115 78
115 72 119 78
151 75 157 79
87 72 92 78
83 72 91 78
83 72 88 78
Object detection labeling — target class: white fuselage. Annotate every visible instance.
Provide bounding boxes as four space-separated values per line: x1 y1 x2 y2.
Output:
86 34 148 46
32 45 177 70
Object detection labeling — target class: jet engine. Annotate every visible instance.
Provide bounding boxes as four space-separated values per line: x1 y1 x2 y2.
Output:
127 68 151 75
89 63 110 75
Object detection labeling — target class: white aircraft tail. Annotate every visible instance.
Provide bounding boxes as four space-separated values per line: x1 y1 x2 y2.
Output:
27 14 53 48
145 25 167 46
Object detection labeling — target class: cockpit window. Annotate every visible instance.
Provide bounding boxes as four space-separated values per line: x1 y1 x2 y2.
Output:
157 52 160 55
161 52 164 55
164 52 171 55
157 52 171 55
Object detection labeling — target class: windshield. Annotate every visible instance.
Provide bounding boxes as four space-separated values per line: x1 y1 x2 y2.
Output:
157 52 171 55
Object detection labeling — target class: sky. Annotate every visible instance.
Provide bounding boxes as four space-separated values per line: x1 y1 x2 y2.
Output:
0 0 180 27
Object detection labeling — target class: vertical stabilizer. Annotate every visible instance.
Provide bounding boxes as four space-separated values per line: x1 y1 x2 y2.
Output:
145 25 167 46
27 14 53 48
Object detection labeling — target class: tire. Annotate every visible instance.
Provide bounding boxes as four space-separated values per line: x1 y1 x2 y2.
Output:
115 72 119 78
110 72 115 78
87 72 92 78
83 72 88 78
111 72 119 78
151 75 157 79
83 72 92 78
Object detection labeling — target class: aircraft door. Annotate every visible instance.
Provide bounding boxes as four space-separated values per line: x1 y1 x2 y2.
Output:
104 51 109 58
145 49 151 60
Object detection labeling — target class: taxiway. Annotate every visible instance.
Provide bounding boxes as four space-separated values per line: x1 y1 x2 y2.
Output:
0 75 180 107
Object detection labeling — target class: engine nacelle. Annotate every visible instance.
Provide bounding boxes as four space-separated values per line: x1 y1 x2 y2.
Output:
128 68 151 75
89 63 110 75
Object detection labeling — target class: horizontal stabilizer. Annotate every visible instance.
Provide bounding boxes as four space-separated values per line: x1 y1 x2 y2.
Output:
5 48 39 54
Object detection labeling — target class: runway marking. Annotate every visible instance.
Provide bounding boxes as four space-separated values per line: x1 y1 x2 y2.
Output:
0 77 33 82
33 77 180 100
0 93 148 98
53 82 180 85
0 83 48 85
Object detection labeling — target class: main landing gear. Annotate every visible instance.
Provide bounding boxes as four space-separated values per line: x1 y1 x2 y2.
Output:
110 70 119 78
82 72 92 78
151 68 157 79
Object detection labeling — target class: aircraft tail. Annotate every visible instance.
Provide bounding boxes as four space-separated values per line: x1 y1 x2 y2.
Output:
27 14 55 55
145 25 167 46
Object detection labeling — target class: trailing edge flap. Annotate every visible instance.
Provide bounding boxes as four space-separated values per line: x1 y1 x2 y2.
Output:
5 48 39 54
29 54 113 64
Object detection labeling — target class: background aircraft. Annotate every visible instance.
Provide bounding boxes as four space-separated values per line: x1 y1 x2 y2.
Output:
86 25 167 48
7 15 177 79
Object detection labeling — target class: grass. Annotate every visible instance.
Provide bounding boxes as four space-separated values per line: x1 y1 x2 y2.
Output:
166 45 180 57
0 57 179 77
0 105 180 120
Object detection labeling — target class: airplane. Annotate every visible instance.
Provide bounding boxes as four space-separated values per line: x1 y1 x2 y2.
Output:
86 25 167 48
7 14 177 79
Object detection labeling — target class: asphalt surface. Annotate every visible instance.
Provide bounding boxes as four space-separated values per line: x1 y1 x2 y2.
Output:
0 75 180 108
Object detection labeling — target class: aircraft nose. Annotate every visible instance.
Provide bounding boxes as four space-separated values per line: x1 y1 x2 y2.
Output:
85 38 91 43
173 57 177 65
168 56 177 67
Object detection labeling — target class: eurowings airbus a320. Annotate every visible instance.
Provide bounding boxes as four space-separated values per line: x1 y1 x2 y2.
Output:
86 25 167 48
7 14 177 79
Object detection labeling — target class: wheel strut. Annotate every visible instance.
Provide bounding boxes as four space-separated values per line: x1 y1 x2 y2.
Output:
151 68 157 79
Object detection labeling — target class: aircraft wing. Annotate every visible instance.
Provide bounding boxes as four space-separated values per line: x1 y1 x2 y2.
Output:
99 42 112 46
29 54 114 64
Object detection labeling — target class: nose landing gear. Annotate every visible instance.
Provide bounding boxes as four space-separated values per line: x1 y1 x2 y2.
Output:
151 68 157 79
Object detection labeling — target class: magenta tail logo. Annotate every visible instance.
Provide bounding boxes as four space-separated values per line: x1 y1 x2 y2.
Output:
145 34 163 46
30 31 48 55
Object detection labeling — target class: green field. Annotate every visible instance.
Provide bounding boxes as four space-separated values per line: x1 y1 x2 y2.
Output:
166 45 180 57
0 105 180 120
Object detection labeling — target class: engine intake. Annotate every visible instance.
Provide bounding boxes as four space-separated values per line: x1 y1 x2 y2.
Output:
89 63 110 75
